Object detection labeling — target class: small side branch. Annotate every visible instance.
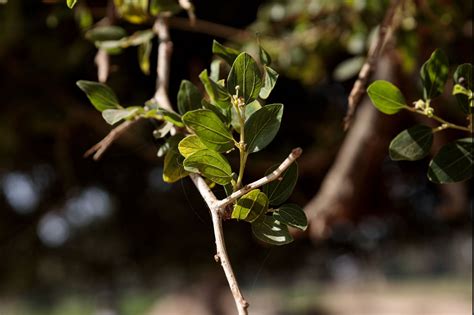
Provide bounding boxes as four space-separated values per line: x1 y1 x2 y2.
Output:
217 147 303 209
84 118 141 160
343 0 403 130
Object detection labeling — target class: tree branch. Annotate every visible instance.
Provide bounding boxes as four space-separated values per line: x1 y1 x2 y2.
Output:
189 174 249 315
343 0 403 130
217 147 303 209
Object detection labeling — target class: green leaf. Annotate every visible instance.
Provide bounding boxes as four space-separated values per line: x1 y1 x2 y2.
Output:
85 26 127 42
212 40 240 65
210 59 222 82
263 163 298 206
199 70 231 110
102 107 141 125
273 204 307 231
259 45 272 66
157 108 184 127
67 0 77 8
367 80 407 115
232 189 268 222
177 80 202 115
178 135 207 158
227 52 262 104
389 125 433 161
428 138 473 184
126 29 155 46
244 104 284 153
251 215 293 246
420 49 449 100
183 149 233 185
138 40 152 75
453 63 473 113
149 0 182 15
259 66 279 99
201 99 231 125
182 109 234 152
76 80 121 112
163 135 188 183
231 100 262 132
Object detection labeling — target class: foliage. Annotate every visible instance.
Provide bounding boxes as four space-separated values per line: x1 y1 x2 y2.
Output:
76 37 308 244
367 49 473 184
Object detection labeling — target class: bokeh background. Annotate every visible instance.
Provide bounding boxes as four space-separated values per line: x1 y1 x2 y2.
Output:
0 0 472 314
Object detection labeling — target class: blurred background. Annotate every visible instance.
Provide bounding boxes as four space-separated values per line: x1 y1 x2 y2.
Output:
0 0 472 314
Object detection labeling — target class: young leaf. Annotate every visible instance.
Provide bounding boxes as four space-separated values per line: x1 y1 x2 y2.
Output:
259 45 272 66
178 135 207 158
263 163 298 206
138 40 152 75
85 26 127 42
102 107 141 125
199 69 231 110
367 80 407 115
273 204 307 231
420 49 449 100
177 80 202 115
227 52 262 104
244 104 284 153
183 149 233 185
163 135 188 183
212 40 240 65
67 0 77 8
259 66 279 99
232 189 268 222
251 215 293 246
453 63 473 113
182 109 234 152
428 138 473 184
210 59 222 81
76 80 121 112
389 125 433 161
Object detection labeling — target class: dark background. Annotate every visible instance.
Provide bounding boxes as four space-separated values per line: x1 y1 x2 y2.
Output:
0 0 472 314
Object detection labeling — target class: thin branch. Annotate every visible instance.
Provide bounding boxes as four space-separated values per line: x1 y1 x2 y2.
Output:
217 147 303 209
83 118 141 160
168 16 251 42
189 174 249 315
153 16 174 112
343 0 403 130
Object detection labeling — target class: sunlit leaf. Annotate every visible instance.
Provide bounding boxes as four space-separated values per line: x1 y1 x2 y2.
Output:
182 109 234 152
244 104 283 153
259 66 279 99
183 149 233 185
367 80 407 115
232 189 268 222
227 52 262 104
76 80 121 112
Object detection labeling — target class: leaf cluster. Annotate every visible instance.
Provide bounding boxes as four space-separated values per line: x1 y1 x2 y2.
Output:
77 41 307 245
367 49 473 184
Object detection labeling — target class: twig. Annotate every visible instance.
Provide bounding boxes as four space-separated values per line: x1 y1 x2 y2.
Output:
343 0 403 130
217 147 303 209
94 0 116 83
168 16 251 42
83 118 141 160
